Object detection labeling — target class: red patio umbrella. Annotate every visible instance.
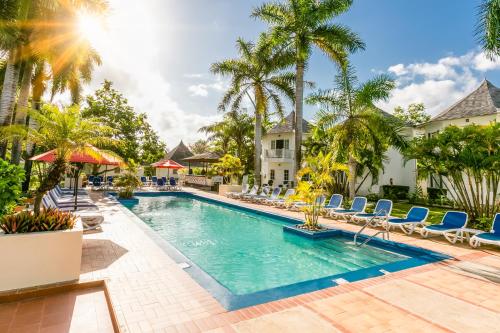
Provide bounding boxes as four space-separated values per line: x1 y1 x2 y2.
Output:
31 145 123 209
151 159 184 181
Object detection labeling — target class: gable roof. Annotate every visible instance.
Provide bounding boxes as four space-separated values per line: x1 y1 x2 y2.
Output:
267 112 311 134
431 80 500 122
164 140 193 164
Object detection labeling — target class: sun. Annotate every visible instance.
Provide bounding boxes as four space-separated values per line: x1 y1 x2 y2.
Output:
77 12 104 44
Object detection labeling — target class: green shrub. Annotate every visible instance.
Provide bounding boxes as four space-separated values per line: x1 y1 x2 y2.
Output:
366 193 381 202
0 209 77 234
382 185 409 200
427 187 448 200
0 159 25 216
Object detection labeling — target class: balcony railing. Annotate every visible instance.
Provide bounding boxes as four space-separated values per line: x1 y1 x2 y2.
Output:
265 149 293 159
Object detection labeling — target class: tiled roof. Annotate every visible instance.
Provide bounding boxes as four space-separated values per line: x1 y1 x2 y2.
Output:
165 140 193 164
268 112 311 134
431 80 500 121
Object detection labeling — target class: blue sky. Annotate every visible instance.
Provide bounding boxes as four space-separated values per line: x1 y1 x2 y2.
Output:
85 0 500 147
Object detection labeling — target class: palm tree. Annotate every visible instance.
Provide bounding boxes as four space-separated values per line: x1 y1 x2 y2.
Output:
476 0 500 59
8 0 106 164
253 0 365 173
211 36 295 185
23 104 115 214
307 63 407 198
199 110 255 173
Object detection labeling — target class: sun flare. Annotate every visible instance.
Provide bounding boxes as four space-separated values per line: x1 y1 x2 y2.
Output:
77 12 104 44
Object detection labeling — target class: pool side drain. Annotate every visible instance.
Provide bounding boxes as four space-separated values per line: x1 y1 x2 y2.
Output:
333 278 349 284
379 269 391 275
178 262 191 269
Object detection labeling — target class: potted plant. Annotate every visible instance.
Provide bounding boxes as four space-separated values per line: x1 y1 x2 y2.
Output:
0 209 83 291
115 163 141 200
285 152 348 236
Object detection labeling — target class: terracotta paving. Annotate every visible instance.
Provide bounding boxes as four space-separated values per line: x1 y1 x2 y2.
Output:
0 287 113 333
6 188 499 333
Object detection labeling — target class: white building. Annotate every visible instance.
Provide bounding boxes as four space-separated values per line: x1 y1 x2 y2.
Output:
260 112 416 195
416 79 499 197
261 112 310 188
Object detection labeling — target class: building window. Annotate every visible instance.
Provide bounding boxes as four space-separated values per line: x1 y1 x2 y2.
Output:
270 169 275 180
271 139 289 150
284 170 289 182
465 118 469 123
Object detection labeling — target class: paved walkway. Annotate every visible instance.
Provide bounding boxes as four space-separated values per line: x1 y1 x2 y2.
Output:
80 189 500 333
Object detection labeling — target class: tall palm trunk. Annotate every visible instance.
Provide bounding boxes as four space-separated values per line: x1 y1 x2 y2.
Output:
11 62 34 165
22 99 41 192
0 50 20 159
348 154 357 199
254 109 263 186
294 60 305 175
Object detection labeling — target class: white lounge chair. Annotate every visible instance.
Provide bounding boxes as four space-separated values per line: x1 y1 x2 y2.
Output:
226 184 249 198
266 189 295 206
386 206 430 235
470 213 500 248
330 196 367 220
421 211 468 244
352 199 393 225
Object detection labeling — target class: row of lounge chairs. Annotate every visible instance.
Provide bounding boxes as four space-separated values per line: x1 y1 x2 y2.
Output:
42 185 104 231
226 185 500 248
140 176 181 191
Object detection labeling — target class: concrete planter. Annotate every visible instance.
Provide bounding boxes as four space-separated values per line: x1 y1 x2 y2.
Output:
218 184 242 196
283 224 340 239
0 219 83 292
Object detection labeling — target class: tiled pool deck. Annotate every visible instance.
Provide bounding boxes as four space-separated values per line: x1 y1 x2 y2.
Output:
11 188 500 332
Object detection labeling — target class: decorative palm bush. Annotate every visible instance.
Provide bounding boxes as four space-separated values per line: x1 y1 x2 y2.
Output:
290 152 348 230
0 209 77 234
115 163 141 199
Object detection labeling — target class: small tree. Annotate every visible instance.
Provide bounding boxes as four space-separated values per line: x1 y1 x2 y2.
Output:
0 159 25 216
291 152 348 230
405 123 500 225
212 154 244 184
393 103 430 126
115 161 141 199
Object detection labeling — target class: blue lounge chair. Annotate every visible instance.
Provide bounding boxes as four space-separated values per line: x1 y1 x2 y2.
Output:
42 194 98 211
240 185 260 200
140 176 148 187
88 175 95 183
421 211 468 244
386 206 429 235
151 176 158 186
256 187 281 203
170 177 180 191
246 186 270 202
226 184 250 198
323 194 343 215
235 185 258 199
470 213 500 248
353 199 393 225
266 188 295 206
93 178 102 190
290 195 326 211
330 196 367 220
156 178 165 190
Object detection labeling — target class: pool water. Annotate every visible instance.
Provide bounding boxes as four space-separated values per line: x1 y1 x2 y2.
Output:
123 194 409 295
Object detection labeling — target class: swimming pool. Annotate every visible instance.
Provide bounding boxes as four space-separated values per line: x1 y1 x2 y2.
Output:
120 192 449 310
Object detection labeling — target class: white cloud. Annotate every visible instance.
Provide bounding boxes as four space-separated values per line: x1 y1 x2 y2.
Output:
183 73 204 78
473 52 500 71
187 78 227 97
60 0 221 147
379 50 498 116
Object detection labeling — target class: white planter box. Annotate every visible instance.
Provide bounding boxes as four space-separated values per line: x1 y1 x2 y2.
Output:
0 219 83 292
218 184 242 196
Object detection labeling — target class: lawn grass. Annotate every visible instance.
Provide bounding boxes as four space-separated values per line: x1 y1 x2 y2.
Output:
366 201 448 225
